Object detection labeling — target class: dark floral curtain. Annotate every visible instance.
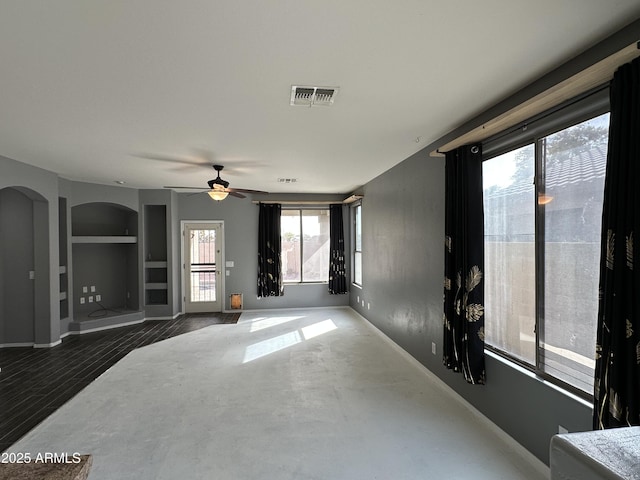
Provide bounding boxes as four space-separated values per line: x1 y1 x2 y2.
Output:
328 204 347 294
594 57 640 429
443 144 485 384
257 203 283 298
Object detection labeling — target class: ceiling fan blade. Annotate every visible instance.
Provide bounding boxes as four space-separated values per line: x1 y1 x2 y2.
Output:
133 153 210 170
229 187 269 194
228 191 246 199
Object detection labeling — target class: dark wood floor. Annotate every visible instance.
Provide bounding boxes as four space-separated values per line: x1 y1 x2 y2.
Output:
0 312 240 453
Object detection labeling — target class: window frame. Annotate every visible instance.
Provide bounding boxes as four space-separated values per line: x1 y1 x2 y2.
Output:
351 202 362 287
280 208 330 284
481 85 610 401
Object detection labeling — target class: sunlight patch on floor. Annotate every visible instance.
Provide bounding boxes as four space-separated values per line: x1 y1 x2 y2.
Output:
248 315 304 332
243 331 302 363
243 318 337 363
301 319 337 340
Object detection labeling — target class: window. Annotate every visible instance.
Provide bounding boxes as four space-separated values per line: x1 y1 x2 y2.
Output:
483 109 609 395
484 144 536 365
281 209 330 283
353 204 362 285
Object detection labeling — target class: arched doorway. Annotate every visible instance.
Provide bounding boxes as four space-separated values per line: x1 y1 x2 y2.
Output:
0 186 50 346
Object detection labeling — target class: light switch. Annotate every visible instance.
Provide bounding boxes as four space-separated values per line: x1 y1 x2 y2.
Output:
226 261 234 267
82 286 88 293
80 297 85 304
90 285 96 292
29 271 35 280
88 296 94 303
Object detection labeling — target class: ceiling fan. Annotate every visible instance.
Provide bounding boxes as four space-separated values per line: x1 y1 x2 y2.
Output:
164 164 268 201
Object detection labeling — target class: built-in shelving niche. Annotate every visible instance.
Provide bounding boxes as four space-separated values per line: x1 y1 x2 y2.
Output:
143 205 169 308
58 197 69 320
69 202 142 332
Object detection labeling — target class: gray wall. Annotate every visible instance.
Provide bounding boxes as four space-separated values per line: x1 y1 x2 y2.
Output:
177 192 350 311
70 181 139 211
351 151 444 357
170 190 180 314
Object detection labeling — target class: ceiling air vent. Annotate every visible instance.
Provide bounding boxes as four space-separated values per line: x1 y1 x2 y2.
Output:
290 86 339 107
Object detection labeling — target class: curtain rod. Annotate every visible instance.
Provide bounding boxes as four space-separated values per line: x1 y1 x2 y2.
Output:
252 195 362 205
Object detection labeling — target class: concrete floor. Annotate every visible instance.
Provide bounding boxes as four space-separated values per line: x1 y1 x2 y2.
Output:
9 308 548 479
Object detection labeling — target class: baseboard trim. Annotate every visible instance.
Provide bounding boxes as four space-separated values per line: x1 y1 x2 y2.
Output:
350 307 550 478
0 342 34 348
67 318 146 335
240 305 350 314
143 312 181 321
34 340 62 348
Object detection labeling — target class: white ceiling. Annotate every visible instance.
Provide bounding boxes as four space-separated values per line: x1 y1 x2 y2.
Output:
1 1 639 195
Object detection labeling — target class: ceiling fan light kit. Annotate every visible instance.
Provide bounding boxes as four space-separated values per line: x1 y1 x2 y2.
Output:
164 164 268 201
207 189 229 201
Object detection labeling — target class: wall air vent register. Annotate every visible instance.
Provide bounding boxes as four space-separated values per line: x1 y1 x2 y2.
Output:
290 86 339 107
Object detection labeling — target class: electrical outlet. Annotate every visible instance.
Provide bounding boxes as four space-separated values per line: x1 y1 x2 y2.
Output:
88 296 94 303
432 342 437 355
90 285 96 292
226 270 230 276
80 297 85 304
95 294 101 302
82 286 88 293
367 302 370 310
29 271 35 280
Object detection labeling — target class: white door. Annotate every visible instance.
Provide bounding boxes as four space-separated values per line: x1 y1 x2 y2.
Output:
184 222 223 313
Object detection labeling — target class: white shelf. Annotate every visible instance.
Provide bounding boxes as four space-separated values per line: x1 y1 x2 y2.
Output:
145 283 168 290
145 261 168 268
72 236 137 244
